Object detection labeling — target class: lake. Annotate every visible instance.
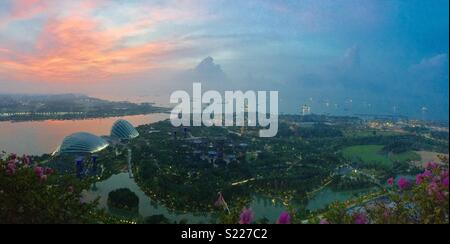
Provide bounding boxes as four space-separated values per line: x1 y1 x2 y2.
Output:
83 173 212 223
0 113 168 155
306 187 375 211
83 170 371 223
83 172 292 223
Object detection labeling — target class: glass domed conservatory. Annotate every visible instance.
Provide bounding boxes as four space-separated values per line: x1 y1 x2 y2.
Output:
54 132 109 155
110 119 139 140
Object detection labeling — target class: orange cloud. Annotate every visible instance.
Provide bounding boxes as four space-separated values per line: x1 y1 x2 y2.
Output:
0 16 187 82
0 0 214 83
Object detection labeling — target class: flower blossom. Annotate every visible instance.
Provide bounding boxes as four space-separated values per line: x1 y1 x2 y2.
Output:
319 219 330 224
425 162 438 170
6 161 16 175
397 177 409 190
387 177 394 186
442 177 449 187
276 211 291 224
33 166 44 178
239 207 254 224
353 213 368 224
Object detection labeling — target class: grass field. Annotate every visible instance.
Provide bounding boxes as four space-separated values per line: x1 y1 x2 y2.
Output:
342 145 420 168
344 130 404 138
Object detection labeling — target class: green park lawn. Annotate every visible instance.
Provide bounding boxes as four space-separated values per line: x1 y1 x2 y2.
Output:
342 145 420 168
344 130 403 138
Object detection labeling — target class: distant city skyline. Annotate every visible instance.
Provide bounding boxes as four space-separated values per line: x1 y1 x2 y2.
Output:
0 0 448 120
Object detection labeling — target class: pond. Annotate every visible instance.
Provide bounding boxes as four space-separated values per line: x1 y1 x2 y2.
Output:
85 172 381 223
83 173 212 224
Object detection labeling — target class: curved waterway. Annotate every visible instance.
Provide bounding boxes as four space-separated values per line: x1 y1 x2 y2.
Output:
83 173 212 223
84 171 374 223
84 172 292 223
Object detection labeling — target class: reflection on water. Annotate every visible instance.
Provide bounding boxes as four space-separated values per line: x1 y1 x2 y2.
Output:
87 174 382 223
84 173 211 224
306 187 375 211
0 113 167 155
85 173 291 224
249 196 287 222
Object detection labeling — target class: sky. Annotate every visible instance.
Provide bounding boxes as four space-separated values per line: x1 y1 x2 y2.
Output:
0 0 448 120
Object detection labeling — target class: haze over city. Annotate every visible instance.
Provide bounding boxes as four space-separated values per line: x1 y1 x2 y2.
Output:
0 0 448 119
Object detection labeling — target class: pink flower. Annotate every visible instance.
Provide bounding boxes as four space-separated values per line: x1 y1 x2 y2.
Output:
425 162 438 170
442 177 449 187
426 181 446 202
422 170 432 178
22 155 30 165
397 177 409 190
239 207 254 224
33 166 44 178
415 175 423 185
9 154 17 160
440 170 449 181
276 211 291 224
416 170 433 185
214 192 226 208
416 174 426 185
7 161 15 169
6 161 16 175
427 182 439 196
319 219 330 224
387 177 394 186
353 213 368 224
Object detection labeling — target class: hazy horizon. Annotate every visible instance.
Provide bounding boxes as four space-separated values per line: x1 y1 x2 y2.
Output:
1 0 448 120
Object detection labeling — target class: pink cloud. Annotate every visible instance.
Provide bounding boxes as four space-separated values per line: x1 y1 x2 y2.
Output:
0 16 188 82
0 0 208 83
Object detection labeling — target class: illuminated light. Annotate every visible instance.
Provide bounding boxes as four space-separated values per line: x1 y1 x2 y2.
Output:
231 178 255 186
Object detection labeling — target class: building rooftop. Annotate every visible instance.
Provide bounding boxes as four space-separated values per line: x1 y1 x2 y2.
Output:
110 119 139 140
54 132 109 155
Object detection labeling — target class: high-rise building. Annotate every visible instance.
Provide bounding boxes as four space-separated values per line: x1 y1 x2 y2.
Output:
301 104 311 115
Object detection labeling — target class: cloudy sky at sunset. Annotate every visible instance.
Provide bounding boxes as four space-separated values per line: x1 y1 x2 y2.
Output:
0 0 448 119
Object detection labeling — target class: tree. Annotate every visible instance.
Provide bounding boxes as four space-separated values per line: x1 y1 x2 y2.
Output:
321 158 449 224
0 153 113 224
